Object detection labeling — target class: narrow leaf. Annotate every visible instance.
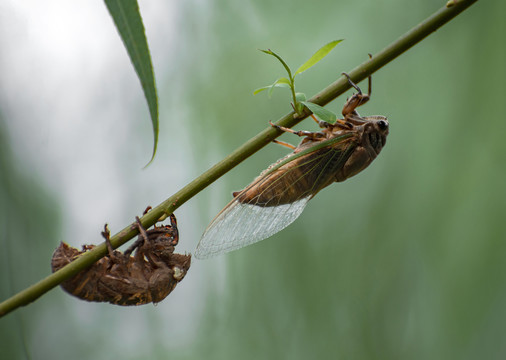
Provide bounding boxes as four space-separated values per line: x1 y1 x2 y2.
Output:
273 77 291 86
104 0 159 166
253 86 271 95
253 78 291 97
301 101 337 124
260 49 293 82
294 40 343 75
268 78 291 97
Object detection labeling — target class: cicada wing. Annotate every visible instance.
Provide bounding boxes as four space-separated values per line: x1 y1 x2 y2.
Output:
194 196 310 259
195 135 357 259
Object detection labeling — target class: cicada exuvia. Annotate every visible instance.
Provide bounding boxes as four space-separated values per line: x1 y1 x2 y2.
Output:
52 213 191 305
195 73 389 259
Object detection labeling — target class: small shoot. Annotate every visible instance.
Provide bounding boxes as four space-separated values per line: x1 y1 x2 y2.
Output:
254 40 343 115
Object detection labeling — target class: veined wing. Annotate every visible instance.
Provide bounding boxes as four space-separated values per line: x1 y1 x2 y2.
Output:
195 133 356 259
194 197 310 259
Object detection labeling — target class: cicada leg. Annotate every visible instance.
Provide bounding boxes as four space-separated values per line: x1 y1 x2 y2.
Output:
310 111 353 131
341 72 372 118
309 114 333 129
269 121 326 141
272 139 296 150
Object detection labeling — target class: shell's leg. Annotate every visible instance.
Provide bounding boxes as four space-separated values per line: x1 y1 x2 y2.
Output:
168 214 179 246
101 224 115 258
101 224 120 267
124 216 150 257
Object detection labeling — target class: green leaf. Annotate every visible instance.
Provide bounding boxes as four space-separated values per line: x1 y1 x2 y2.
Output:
253 78 291 97
268 78 291 97
253 86 271 95
104 0 159 166
295 92 307 102
274 77 291 85
301 101 338 124
260 49 293 82
294 40 343 76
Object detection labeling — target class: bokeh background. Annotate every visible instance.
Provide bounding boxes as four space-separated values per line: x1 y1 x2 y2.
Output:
1 0 505 359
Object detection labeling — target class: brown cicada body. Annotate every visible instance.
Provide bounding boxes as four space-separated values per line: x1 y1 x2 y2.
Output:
52 214 191 305
195 74 389 259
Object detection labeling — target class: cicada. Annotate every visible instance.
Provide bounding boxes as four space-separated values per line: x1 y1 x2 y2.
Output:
195 73 389 259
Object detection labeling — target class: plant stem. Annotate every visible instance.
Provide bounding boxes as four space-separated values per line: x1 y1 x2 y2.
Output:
290 75 300 114
0 0 478 318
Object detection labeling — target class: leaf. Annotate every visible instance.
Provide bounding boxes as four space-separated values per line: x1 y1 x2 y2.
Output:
260 49 293 82
104 0 159 166
268 78 291 98
294 40 343 76
301 101 337 124
254 78 291 97
253 86 272 95
295 92 307 102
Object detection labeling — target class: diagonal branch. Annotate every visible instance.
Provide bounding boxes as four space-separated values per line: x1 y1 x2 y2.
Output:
0 0 478 318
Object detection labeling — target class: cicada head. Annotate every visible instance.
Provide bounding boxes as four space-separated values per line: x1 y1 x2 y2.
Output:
362 115 389 156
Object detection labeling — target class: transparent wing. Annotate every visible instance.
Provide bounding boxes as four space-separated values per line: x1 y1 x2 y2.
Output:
195 135 357 259
194 197 310 259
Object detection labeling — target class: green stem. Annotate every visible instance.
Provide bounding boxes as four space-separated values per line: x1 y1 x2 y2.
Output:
290 75 299 114
0 0 478 318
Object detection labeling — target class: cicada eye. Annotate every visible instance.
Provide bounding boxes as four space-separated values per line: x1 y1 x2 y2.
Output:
377 120 388 131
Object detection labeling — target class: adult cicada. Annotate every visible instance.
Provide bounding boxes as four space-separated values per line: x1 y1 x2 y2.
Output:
195 73 389 259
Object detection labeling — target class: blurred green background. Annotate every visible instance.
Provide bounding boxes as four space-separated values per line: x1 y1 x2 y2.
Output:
2 0 505 359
